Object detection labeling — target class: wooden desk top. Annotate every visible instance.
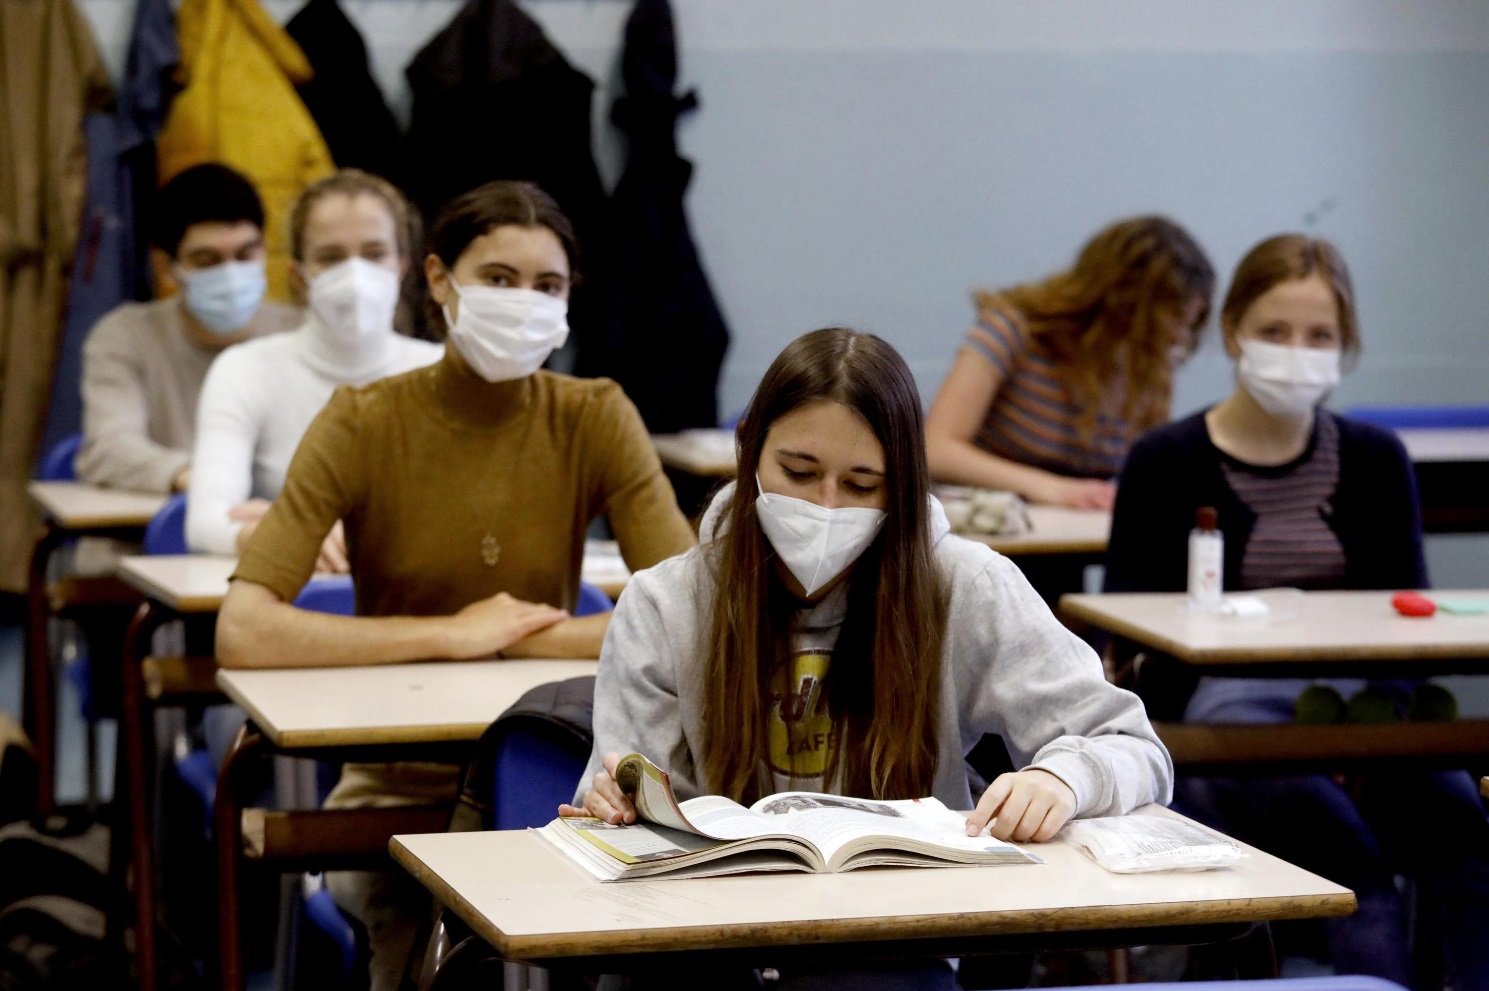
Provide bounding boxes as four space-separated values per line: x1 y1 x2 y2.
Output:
651 429 737 477
28 480 167 530
1397 427 1489 463
116 554 235 612
115 541 626 613
391 806 1352 963
1061 590 1489 667
965 506 1110 557
216 658 598 749
581 539 630 599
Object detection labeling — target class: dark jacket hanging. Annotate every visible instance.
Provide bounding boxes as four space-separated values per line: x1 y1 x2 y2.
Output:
285 0 402 182
45 0 179 454
403 0 608 362
582 0 729 432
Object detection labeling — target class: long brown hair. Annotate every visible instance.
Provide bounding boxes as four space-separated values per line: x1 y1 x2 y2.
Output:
979 216 1214 438
701 328 948 804
1221 234 1361 368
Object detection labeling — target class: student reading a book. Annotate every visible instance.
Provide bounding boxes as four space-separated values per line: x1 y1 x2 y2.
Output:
1104 234 1489 987
565 327 1170 987
216 180 696 991
186 168 441 561
924 216 1214 511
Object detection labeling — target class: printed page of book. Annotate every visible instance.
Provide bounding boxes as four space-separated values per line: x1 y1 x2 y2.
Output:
745 792 1036 871
537 818 814 880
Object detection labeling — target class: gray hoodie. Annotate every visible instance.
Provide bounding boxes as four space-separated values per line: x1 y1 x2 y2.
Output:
579 484 1172 815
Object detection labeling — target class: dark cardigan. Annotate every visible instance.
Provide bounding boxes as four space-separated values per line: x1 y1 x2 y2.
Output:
1104 409 1428 596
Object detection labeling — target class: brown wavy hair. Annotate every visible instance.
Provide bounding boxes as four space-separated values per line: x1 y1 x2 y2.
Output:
977 216 1214 439
1221 234 1361 368
701 328 949 804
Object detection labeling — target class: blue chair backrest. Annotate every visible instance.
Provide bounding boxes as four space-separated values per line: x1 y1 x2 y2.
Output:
491 725 590 830
293 575 355 616
143 494 189 555
1347 405 1489 430
575 580 611 617
38 433 83 481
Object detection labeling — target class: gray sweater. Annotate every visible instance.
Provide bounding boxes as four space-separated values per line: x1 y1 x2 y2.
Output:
580 486 1172 816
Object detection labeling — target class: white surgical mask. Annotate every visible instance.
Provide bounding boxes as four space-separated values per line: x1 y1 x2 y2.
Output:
755 477 886 596
306 258 401 356
443 282 569 383
1237 339 1341 418
178 260 266 336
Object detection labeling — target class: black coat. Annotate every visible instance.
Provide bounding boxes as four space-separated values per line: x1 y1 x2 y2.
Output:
285 0 402 182
580 0 730 432
403 0 609 367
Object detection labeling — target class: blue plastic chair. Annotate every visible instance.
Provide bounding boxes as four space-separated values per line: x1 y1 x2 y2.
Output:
142 494 189 556
38 433 82 481
575 579 611 618
293 575 356 616
1346 405 1489 429
490 723 591 831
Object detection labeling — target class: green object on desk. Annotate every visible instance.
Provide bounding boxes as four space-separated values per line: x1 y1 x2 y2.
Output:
1435 598 1489 615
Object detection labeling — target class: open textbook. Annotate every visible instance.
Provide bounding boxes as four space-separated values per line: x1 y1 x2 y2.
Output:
538 753 1040 881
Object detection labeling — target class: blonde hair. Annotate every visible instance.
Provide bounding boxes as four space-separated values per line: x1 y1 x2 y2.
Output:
978 216 1214 439
287 168 416 262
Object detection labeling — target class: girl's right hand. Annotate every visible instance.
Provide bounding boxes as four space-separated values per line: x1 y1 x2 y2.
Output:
446 592 567 659
558 752 636 824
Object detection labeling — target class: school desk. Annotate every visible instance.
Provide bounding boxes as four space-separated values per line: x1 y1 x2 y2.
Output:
966 505 1111 558
1396 426 1489 534
111 553 236 991
390 805 1352 979
650 427 737 477
109 549 620 991
211 658 599 991
24 481 168 812
1059 590 1489 770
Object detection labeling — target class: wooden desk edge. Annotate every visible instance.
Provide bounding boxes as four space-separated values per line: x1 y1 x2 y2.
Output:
1057 595 1489 665
390 837 1355 963
215 672 492 750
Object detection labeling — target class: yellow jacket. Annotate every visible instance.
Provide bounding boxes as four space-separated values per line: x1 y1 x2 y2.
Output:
157 0 333 300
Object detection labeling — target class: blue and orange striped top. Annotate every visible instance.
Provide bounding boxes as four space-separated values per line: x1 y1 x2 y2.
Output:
963 304 1136 479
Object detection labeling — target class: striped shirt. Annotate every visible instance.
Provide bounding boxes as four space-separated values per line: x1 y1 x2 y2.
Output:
964 305 1134 478
1222 413 1347 591
1188 415 1357 723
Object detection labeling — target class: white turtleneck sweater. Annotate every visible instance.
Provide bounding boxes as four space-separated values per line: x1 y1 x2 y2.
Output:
185 318 441 554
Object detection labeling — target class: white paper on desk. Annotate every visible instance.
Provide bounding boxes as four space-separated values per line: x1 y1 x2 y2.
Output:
1060 816 1245 874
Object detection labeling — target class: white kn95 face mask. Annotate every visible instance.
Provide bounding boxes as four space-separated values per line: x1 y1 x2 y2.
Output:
755 477 886 596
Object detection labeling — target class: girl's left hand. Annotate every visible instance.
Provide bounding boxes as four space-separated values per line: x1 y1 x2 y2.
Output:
965 768 1076 842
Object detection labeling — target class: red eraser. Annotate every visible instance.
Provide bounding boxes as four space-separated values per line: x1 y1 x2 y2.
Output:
1392 591 1436 617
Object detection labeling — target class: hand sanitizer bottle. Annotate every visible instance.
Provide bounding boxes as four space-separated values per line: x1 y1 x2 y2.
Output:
1187 506 1223 610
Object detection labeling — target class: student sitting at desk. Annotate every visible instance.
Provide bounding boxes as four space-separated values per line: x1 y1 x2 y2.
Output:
185 169 441 562
216 180 695 991
1104 233 1489 987
78 163 300 493
925 216 1213 510
567 327 1172 989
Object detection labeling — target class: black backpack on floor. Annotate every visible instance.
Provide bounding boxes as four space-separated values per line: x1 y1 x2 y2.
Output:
0 813 125 991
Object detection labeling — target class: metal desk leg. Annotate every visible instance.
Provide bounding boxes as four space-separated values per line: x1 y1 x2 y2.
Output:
23 527 63 814
113 599 168 991
215 725 267 991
